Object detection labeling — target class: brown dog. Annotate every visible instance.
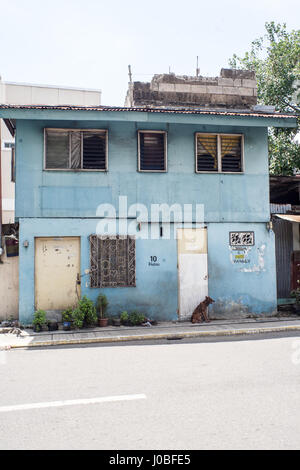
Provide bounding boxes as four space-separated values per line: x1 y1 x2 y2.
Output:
191 296 215 323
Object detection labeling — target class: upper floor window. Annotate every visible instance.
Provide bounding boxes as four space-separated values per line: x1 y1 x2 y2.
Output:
44 129 108 171
196 133 243 173
138 130 167 172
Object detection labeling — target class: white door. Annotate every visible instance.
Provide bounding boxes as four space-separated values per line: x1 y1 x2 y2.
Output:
177 228 208 320
35 237 80 311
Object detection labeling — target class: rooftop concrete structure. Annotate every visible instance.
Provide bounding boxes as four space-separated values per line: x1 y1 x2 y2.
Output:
125 69 257 109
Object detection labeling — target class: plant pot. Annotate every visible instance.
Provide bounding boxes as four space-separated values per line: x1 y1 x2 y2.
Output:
48 322 58 331
99 318 108 327
112 318 121 327
293 303 300 314
33 324 44 332
63 321 71 331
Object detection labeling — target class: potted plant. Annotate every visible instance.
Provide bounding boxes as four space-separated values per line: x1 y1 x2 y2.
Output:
96 294 109 327
71 304 85 329
32 309 47 332
62 307 73 330
80 296 97 327
290 288 300 313
112 316 121 327
120 311 129 325
128 311 146 326
47 321 58 331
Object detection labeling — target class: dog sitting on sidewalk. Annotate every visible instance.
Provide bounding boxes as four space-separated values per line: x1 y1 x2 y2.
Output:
191 296 215 323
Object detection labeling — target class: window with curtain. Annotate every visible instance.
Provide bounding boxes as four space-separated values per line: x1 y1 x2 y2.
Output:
45 129 107 170
196 133 243 173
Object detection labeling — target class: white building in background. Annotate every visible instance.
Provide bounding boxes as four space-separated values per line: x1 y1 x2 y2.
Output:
0 78 102 225
0 77 101 320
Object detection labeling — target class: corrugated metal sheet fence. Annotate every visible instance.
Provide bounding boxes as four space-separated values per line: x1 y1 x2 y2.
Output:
273 218 293 298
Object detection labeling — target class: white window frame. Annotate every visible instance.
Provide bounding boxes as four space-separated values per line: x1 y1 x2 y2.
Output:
137 130 167 173
44 128 108 171
195 132 244 174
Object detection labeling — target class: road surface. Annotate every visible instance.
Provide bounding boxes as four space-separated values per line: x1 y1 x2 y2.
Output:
1 333 300 450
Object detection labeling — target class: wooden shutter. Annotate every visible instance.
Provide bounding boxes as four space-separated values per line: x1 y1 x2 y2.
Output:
139 132 166 171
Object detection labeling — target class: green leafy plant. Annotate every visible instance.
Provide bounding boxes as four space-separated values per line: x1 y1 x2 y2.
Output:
128 311 146 326
32 309 47 331
61 307 73 323
120 311 129 324
96 294 108 319
78 296 97 326
72 305 85 329
290 288 300 304
229 22 300 175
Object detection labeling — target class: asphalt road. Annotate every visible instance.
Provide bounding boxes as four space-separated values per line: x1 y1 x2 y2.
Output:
1 333 300 450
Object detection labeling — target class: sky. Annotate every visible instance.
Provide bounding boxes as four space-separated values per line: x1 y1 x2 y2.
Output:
0 0 299 106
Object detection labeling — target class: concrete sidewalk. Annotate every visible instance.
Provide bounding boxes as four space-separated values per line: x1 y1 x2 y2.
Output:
1 316 300 349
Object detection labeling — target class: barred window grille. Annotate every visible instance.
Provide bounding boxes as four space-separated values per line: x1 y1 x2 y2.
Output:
196 133 243 173
138 131 167 171
45 129 107 170
89 235 136 288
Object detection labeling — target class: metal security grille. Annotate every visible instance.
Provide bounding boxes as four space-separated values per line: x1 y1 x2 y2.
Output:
139 132 166 171
89 235 136 287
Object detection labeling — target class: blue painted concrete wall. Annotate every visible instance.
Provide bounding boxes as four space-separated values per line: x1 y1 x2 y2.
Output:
208 223 277 318
13 116 277 323
15 119 270 222
18 218 276 324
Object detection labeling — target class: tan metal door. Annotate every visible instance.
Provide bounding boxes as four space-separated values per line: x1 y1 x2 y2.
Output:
177 228 208 320
35 237 80 310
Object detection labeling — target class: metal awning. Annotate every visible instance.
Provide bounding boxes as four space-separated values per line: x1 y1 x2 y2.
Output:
274 214 300 223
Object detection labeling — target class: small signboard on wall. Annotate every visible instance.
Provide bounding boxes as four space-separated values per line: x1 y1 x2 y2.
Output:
229 231 255 247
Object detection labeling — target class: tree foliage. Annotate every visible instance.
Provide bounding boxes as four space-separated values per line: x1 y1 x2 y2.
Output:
229 22 300 175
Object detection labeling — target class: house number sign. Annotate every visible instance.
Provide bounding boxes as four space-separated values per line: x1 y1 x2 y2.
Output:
229 231 255 246
148 256 160 266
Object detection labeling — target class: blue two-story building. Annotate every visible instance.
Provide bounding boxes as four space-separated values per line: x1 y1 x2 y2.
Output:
0 70 297 325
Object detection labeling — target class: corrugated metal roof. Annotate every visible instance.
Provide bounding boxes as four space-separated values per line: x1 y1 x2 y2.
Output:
275 214 300 222
0 103 297 119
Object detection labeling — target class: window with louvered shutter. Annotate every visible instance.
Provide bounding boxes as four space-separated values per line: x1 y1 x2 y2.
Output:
196 133 243 173
45 129 107 170
196 134 218 172
83 132 106 170
138 131 167 171
221 135 242 172
89 235 136 288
